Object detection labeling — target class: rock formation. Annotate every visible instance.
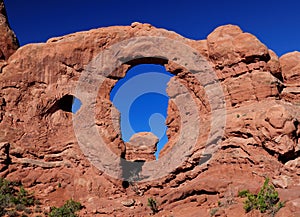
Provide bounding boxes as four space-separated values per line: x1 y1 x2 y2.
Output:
0 2 300 216
280 51 300 104
0 0 19 67
125 132 158 161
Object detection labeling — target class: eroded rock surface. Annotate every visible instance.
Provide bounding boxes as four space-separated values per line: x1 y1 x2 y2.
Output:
125 132 158 161
280 51 300 104
0 0 19 67
0 2 299 216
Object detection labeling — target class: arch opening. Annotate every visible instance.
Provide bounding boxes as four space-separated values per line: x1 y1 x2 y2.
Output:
110 64 174 159
71 97 82 114
45 94 82 115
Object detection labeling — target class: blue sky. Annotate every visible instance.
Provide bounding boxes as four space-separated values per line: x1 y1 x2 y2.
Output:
4 0 300 158
4 0 300 56
110 64 172 158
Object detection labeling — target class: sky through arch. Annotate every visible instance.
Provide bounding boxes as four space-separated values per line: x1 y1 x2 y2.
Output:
110 64 174 158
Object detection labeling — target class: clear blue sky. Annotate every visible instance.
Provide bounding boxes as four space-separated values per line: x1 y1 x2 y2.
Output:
110 64 172 158
4 0 300 158
4 0 300 55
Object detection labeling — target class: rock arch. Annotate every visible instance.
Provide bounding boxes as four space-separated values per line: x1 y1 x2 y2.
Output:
1 3 300 214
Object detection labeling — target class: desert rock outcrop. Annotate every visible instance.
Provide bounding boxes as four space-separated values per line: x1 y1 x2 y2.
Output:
0 2 299 216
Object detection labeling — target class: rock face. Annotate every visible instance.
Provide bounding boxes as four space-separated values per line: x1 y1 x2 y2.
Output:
125 132 158 161
0 0 19 62
0 2 300 216
280 51 300 104
0 141 10 172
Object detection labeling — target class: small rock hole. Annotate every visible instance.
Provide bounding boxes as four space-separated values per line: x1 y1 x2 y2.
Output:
71 97 82 114
45 95 82 115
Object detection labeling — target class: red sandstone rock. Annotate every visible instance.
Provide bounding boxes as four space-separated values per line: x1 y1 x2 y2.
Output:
0 2 299 215
280 51 300 84
0 0 19 62
125 132 158 161
207 25 269 69
280 51 300 104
